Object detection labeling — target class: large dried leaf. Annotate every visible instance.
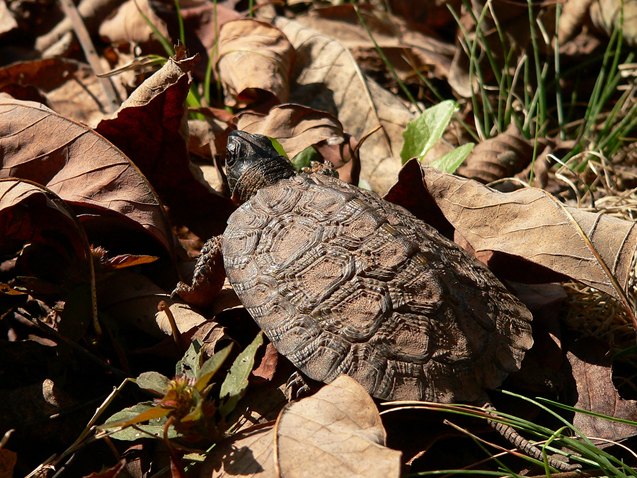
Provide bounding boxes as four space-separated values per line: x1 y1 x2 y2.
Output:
0 95 172 251
275 375 401 478
590 0 637 46
275 17 416 194
217 19 294 107
567 337 637 440
389 162 637 304
235 103 344 159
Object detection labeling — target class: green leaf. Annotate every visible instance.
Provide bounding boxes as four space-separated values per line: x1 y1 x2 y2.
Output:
429 143 474 174
218 332 264 418
269 137 288 158
194 343 234 393
99 402 179 441
291 145 320 171
175 340 203 380
400 100 459 164
136 371 171 396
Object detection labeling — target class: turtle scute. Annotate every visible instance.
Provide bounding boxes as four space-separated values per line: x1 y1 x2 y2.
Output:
221 172 534 403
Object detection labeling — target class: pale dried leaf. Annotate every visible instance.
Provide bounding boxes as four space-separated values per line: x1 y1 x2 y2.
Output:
558 0 595 42
567 337 637 440
199 426 277 477
0 95 172 251
275 17 416 194
275 375 402 478
217 19 294 106
235 103 343 158
421 167 637 301
98 0 167 45
590 0 637 46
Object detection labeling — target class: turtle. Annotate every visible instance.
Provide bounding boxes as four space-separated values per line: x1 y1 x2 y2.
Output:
174 130 577 470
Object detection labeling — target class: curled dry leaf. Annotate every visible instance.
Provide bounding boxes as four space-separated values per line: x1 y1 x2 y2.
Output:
275 375 401 478
97 56 232 220
457 125 533 184
0 58 125 126
0 96 173 252
0 179 89 283
217 19 294 107
235 103 344 159
275 17 416 194
566 337 637 441
419 166 637 306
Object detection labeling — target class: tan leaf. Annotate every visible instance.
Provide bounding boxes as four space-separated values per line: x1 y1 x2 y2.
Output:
590 0 637 46
0 95 173 252
199 425 277 477
420 166 637 307
235 103 344 158
275 375 402 478
98 0 168 46
217 19 294 107
275 17 416 194
567 337 637 441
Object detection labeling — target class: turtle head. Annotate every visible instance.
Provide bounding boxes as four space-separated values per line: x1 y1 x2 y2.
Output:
226 131 295 203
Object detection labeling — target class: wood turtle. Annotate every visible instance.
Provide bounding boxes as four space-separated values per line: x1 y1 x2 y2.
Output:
175 131 576 470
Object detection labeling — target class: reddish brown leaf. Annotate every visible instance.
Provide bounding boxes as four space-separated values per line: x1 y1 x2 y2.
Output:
567 337 637 440
0 95 172 252
96 56 233 225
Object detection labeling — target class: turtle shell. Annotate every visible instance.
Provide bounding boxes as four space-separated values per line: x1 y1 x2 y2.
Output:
222 173 533 402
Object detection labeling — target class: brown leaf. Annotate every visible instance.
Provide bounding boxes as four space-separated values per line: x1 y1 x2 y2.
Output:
566 337 637 440
97 56 232 221
217 19 294 108
275 375 402 478
0 179 89 288
0 58 123 126
457 125 534 184
0 95 173 252
420 166 637 307
275 17 416 194
252 342 279 382
235 103 344 158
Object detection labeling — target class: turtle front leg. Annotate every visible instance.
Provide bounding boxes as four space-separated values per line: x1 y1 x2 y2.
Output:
173 236 225 309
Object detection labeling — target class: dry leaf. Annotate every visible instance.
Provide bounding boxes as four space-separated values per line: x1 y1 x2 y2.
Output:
98 0 167 46
275 375 402 478
0 58 124 126
420 166 637 303
0 95 173 252
199 425 277 477
0 179 90 291
275 17 416 194
590 0 637 46
566 337 637 440
235 103 344 158
217 19 294 108
97 56 231 220
457 125 533 183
